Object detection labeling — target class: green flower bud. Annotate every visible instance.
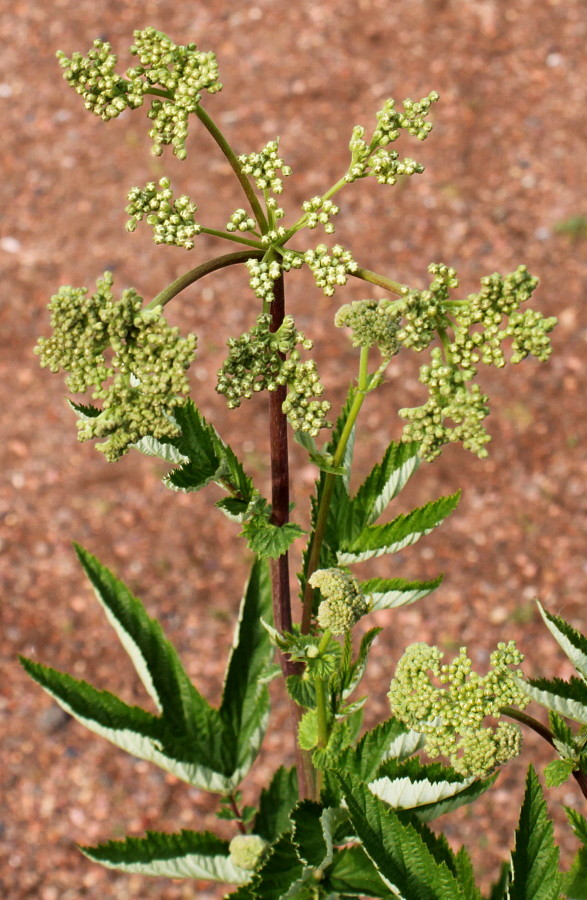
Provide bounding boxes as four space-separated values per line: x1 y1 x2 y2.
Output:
388 641 529 778
309 568 371 635
228 834 268 872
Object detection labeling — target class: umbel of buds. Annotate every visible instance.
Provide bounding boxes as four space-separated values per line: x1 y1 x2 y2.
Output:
309 568 371 635
35 273 197 461
216 314 331 436
388 641 530 777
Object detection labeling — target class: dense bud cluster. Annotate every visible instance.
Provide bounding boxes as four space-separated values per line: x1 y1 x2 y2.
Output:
245 257 282 303
389 263 555 460
126 177 201 248
394 264 458 351
57 28 221 159
400 350 490 460
388 641 529 778
303 244 358 297
35 273 196 461
368 150 424 186
238 140 292 195
450 266 555 369
400 358 489 459
335 299 401 359
245 253 303 303
216 314 330 435
301 196 340 234
226 208 257 234
309 568 371 635
228 834 268 872
346 92 438 183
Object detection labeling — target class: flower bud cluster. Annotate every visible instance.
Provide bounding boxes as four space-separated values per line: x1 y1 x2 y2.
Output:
399 348 490 461
238 140 292 195
388 641 529 778
245 254 303 303
228 834 268 872
450 267 554 369
301 196 340 234
130 27 221 159
368 150 424 185
346 92 438 183
35 273 196 461
126 177 201 248
395 264 458 351
303 244 358 297
57 28 222 160
309 568 371 635
373 94 439 145
216 314 330 435
226 208 257 234
245 257 282 303
56 41 143 122
335 299 401 359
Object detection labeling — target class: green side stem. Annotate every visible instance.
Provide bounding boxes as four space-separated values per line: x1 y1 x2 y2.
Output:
146 250 263 311
195 105 269 233
301 347 371 634
200 227 264 249
502 706 587 800
352 266 406 296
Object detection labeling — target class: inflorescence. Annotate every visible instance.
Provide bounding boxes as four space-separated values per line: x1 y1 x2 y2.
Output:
126 177 201 248
346 92 439 183
56 27 222 159
388 641 530 778
216 313 331 436
238 140 292 195
309 567 371 635
35 272 196 461
303 244 358 297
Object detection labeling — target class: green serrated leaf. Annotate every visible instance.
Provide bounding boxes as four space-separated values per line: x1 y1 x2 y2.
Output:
19 657 232 789
362 575 443 611
562 845 587 899
73 545 214 734
325 846 396 898
291 801 328 868
521 676 587 725
243 832 312 900
67 398 101 419
489 862 511 900
507 766 562 900
537 602 587 682
334 718 414 782
565 807 587 845
343 628 382 699
132 434 189 464
337 492 461 564
242 518 305 559
353 440 421 527
220 558 273 776
298 709 319 750
453 847 483 900
336 773 465 898
369 758 477 813
253 766 299 844
286 675 316 709
544 758 576 788
80 829 249 883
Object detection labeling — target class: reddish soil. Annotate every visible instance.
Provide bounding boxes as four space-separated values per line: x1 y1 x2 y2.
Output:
2 1 586 898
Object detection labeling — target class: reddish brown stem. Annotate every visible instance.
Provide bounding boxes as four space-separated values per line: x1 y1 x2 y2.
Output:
503 706 587 800
268 273 316 800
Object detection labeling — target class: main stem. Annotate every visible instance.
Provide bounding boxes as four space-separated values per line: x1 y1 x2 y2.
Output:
269 273 316 800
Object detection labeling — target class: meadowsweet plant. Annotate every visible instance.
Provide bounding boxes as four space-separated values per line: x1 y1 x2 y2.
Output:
24 26 586 899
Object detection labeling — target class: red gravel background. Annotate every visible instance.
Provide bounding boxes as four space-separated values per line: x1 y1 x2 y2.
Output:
2 1 586 898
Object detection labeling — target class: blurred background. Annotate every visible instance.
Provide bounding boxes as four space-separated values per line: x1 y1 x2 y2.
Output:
2 0 586 897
